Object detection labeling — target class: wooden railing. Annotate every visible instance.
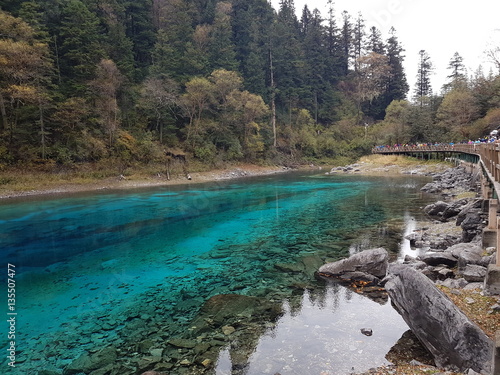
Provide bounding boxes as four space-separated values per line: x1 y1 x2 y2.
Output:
373 143 500 187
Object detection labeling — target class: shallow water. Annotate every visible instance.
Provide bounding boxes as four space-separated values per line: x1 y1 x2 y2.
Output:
0 171 435 374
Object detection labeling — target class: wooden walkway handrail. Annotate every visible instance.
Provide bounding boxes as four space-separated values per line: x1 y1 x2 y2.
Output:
373 143 500 188
373 142 500 197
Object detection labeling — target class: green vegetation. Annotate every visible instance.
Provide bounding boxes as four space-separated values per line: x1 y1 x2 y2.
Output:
0 0 499 174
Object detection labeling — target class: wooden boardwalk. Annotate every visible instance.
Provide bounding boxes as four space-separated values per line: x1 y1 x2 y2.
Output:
373 143 500 190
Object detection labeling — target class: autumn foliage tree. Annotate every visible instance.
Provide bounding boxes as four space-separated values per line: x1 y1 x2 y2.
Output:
0 10 52 158
90 59 122 147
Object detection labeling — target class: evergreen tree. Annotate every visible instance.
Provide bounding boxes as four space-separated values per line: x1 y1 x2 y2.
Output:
18 1 51 42
325 0 342 84
231 0 274 97
352 12 366 71
58 0 105 94
151 0 195 81
97 1 135 81
339 11 352 76
367 26 385 54
208 1 238 72
385 28 408 101
299 5 312 36
300 8 328 123
368 27 408 120
122 0 156 80
272 0 306 122
443 52 467 92
414 49 433 106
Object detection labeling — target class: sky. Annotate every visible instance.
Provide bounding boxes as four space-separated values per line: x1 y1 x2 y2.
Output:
270 0 500 96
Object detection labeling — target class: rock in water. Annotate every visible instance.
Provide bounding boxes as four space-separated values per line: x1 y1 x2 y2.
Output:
189 294 283 335
360 328 373 336
384 264 492 374
64 346 117 375
318 248 389 279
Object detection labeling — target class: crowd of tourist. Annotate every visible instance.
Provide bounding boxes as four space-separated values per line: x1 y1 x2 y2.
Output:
373 129 500 152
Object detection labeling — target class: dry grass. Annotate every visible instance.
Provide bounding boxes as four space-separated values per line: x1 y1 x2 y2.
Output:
359 154 448 167
439 286 500 339
357 364 461 374
455 191 478 199
355 155 453 175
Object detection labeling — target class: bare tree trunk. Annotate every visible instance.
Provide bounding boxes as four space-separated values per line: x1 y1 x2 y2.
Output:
0 93 7 132
11 101 20 144
314 90 318 124
269 48 277 148
39 99 46 159
53 36 62 85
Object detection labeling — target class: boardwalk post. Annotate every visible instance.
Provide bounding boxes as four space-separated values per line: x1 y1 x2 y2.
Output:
489 200 498 230
483 178 492 199
485 217 500 296
497 217 500 266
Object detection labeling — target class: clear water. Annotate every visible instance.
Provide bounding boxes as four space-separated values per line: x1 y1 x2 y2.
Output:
0 171 435 374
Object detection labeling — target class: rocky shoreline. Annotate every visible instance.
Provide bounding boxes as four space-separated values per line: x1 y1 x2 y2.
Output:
0 164 296 200
320 164 499 375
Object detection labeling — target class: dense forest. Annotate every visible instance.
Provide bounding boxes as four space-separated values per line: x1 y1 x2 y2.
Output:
0 0 499 171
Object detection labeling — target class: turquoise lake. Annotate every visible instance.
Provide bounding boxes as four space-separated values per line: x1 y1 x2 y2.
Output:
0 171 436 374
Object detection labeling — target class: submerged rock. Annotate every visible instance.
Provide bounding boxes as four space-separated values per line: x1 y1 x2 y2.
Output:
189 294 282 335
168 338 197 349
63 346 117 375
385 264 493 374
360 328 373 336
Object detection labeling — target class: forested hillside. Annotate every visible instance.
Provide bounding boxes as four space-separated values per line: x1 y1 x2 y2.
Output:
0 0 499 171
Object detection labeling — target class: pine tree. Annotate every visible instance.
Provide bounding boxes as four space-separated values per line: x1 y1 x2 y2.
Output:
339 11 352 76
97 1 135 81
325 0 342 84
299 5 312 36
386 28 408 101
231 0 274 98
352 12 366 71
122 0 156 80
443 52 467 92
414 49 433 106
367 27 408 119
208 1 238 72
367 26 385 54
300 8 328 123
272 0 305 123
150 0 194 81
58 0 105 94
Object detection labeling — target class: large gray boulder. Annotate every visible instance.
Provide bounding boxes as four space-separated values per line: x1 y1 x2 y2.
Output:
419 251 458 267
318 248 389 279
423 201 449 217
384 264 492 374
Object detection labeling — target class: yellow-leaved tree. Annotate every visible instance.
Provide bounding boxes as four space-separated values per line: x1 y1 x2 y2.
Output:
0 10 53 158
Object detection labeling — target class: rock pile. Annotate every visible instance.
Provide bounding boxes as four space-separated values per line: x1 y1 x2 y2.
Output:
420 166 478 196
